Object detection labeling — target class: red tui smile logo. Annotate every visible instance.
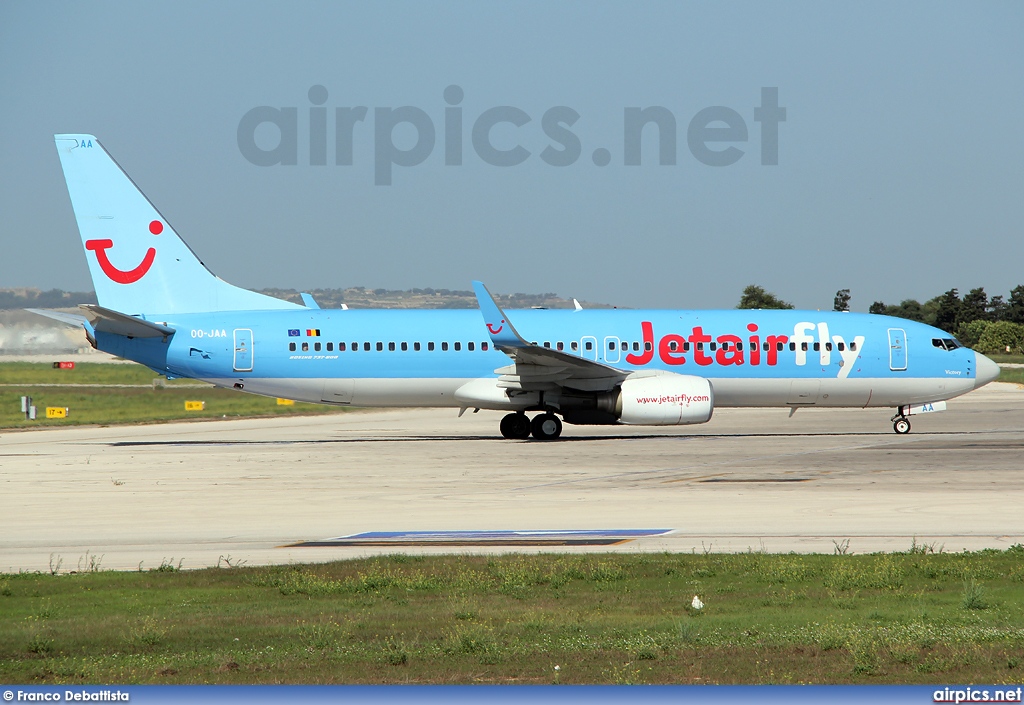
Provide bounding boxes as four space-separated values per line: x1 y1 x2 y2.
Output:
487 320 505 334
85 220 161 284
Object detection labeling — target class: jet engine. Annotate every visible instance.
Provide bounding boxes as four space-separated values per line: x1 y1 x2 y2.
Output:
559 371 714 426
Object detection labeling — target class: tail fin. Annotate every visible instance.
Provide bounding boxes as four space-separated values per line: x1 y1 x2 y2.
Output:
53 135 299 315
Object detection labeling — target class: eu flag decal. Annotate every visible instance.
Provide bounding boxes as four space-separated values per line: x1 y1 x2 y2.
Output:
306 329 321 337
288 329 300 337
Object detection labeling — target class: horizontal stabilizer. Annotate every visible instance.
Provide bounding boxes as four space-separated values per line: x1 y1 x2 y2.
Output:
26 308 90 328
79 304 176 339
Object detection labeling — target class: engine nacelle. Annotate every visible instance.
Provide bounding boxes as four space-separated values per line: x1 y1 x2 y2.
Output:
617 372 714 425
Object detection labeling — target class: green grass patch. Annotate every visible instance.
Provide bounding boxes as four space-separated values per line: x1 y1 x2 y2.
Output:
3 548 1024 684
998 367 1024 385
0 362 345 428
990 354 1024 364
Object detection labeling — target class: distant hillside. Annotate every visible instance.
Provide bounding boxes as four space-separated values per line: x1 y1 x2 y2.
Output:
0 287 611 311
0 288 97 310
256 287 613 310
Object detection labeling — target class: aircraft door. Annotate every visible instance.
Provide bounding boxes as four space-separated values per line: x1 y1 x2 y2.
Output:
603 336 621 363
888 328 907 371
233 329 253 372
581 336 598 361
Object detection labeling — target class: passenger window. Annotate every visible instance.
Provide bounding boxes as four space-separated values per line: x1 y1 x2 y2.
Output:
302 342 309 352
668 341 678 352
571 341 578 351
825 342 832 351
709 342 717 351
850 342 857 351
428 342 435 351
801 342 808 351
482 342 488 351
414 342 421 351
837 342 845 351
645 341 652 352
737 343 744 351
401 342 408 351
633 342 640 351
777 342 784 351
314 342 322 352
388 342 395 351
789 342 796 351
363 342 370 351
585 341 593 351
454 342 461 351
683 342 690 352
722 342 729 351
812 342 820 351
339 342 346 351
376 342 383 351
289 342 296 352
468 342 475 351
608 341 615 351
442 342 449 351
556 342 563 351
762 342 769 351
327 342 333 351
544 342 551 349
621 342 628 351
697 343 704 351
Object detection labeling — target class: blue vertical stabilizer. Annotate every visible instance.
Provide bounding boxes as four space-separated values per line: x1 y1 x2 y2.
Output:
53 134 301 316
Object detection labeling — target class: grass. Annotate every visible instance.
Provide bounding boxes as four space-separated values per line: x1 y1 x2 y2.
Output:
0 362 347 428
997 367 1024 385
2 548 1024 684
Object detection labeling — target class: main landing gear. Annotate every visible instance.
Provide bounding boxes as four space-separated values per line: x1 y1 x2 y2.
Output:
499 412 563 440
891 407 911 435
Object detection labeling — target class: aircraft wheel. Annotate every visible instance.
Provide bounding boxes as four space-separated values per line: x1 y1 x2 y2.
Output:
531 413 563 440
500 412 531 440
893 418 911 435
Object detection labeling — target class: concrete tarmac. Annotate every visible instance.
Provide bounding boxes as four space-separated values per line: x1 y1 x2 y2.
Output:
2 382 1023 572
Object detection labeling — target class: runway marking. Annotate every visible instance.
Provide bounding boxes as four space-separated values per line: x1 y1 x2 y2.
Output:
698 477 812 483
287 529 673 548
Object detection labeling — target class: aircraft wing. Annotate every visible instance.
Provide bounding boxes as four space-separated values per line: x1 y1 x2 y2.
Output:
472 281 627 393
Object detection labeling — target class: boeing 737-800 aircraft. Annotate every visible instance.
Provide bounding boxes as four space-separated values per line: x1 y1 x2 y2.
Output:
34 135 1001 440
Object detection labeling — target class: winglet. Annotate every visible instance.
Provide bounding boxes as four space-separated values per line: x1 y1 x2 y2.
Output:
471 280 528 349
573 298 583 311
300 293 320 309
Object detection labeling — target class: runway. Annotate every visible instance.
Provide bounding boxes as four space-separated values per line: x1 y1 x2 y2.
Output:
2 382 1023 572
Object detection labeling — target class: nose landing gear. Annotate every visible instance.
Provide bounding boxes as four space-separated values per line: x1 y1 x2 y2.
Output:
499 412 563 440
891 407 911 434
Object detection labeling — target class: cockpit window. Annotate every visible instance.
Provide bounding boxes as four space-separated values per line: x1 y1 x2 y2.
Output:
932 338 962 351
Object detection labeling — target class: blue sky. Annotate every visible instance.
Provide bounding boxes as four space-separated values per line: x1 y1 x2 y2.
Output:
2 1 1022 309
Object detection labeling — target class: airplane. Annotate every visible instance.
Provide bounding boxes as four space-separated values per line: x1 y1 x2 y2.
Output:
33 134 1001 440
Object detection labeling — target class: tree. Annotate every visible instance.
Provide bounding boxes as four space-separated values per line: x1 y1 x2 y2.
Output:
956 319 991 349
988 295 1008 322
958 287 989 327
833 289 851 312
1006 285 1024 325
933 289 961 334
737 285 793 310
869 299 925 322
977 321 1024 355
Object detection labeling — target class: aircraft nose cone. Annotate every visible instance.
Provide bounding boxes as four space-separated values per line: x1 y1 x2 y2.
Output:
974 352 1000 388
